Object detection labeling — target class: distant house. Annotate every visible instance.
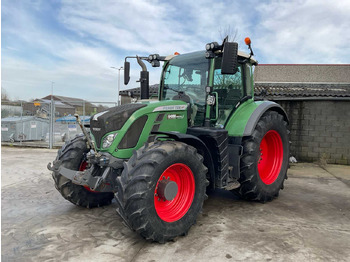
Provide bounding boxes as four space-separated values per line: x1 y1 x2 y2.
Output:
41 95 98 116
23 99 75 117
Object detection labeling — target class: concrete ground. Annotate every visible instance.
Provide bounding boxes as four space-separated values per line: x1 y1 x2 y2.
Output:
1 147 350 262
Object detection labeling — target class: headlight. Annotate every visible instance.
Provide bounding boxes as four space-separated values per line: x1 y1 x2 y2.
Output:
102 133 117 148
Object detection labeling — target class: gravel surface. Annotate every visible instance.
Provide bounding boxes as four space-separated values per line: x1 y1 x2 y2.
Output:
2 147 350 262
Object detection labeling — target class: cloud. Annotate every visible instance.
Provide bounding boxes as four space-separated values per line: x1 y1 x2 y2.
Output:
59 0 189 54
1 0 349 103
253 0 350 63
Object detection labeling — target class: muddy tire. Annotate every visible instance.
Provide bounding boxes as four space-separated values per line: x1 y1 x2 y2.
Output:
236 111 289 202
52 135 114 208
115 141 208 243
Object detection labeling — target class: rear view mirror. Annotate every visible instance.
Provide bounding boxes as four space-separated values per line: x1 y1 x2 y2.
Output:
221 42 238 74
124 61 130 85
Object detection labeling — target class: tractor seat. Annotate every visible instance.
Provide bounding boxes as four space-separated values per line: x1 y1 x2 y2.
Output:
225 89 242 107
173 92 193 123
215 89 228 106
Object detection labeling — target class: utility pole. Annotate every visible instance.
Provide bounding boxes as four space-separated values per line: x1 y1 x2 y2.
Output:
20 100 23 146
111 66 124 105
49 81 54 149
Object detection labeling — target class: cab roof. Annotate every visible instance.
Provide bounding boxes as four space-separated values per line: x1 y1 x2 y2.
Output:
164 50 257 64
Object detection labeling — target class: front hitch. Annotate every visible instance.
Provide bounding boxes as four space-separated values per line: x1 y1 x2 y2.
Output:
48 160 114 192
48 150 125 192
48 115 124 193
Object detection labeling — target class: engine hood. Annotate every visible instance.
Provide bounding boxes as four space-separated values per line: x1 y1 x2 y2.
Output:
90 100 188 151
90 103 147 147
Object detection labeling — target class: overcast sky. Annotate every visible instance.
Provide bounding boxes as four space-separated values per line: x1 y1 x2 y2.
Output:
2 0 350 102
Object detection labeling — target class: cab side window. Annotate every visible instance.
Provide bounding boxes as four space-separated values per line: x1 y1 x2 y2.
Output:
213 58 244 125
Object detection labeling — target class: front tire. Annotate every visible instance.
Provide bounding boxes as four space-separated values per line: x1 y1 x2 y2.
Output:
115 141 208 243
237 111 289 202
52 135 114 208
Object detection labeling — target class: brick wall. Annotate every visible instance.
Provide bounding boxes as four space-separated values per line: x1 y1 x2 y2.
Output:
275 100 350 165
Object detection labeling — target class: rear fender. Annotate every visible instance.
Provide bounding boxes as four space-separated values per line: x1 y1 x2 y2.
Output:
225 100 289 137
243 101 289 136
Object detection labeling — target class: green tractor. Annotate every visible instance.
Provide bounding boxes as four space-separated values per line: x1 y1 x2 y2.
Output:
48 37 289 243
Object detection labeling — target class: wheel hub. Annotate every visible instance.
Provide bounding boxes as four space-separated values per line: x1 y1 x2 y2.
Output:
157 178 178 201
154 163 195 222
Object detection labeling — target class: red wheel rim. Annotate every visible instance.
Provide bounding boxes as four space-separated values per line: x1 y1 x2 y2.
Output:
258 130 283 185
154 163 195 223
79 161 96 193
79 161 88 172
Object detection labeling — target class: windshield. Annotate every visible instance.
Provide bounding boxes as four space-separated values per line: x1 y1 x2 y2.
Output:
161 51 209 125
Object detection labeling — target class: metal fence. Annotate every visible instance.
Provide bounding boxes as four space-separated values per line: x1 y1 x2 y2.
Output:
1 100 117 149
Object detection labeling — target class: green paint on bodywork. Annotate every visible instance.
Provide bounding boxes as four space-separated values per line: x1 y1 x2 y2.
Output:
225 99 265 136
96 100 188 159
205 59 216 119
208 58 215 87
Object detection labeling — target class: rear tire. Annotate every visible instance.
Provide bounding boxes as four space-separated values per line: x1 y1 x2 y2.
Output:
52 135 114 208
236 111 289 202
115 141 208 243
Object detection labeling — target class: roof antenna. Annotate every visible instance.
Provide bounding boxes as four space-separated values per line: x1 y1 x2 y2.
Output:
221 35 229 49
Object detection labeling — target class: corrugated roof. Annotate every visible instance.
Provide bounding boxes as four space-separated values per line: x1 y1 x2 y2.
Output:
41 95 95 107
38 99 75 108
254 83 350 98
120 82 350 99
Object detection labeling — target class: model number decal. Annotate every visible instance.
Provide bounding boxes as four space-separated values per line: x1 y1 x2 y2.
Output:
153 105 187 112
167 114 184 120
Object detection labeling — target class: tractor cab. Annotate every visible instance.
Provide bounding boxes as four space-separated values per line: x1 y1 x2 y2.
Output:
160 50 256 127
124 37 257 129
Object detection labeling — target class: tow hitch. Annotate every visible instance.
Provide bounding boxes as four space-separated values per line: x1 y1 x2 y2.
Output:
48 158 115 192
48 149 123 192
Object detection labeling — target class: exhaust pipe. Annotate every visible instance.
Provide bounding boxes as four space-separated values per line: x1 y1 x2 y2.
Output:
136 56 149 100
